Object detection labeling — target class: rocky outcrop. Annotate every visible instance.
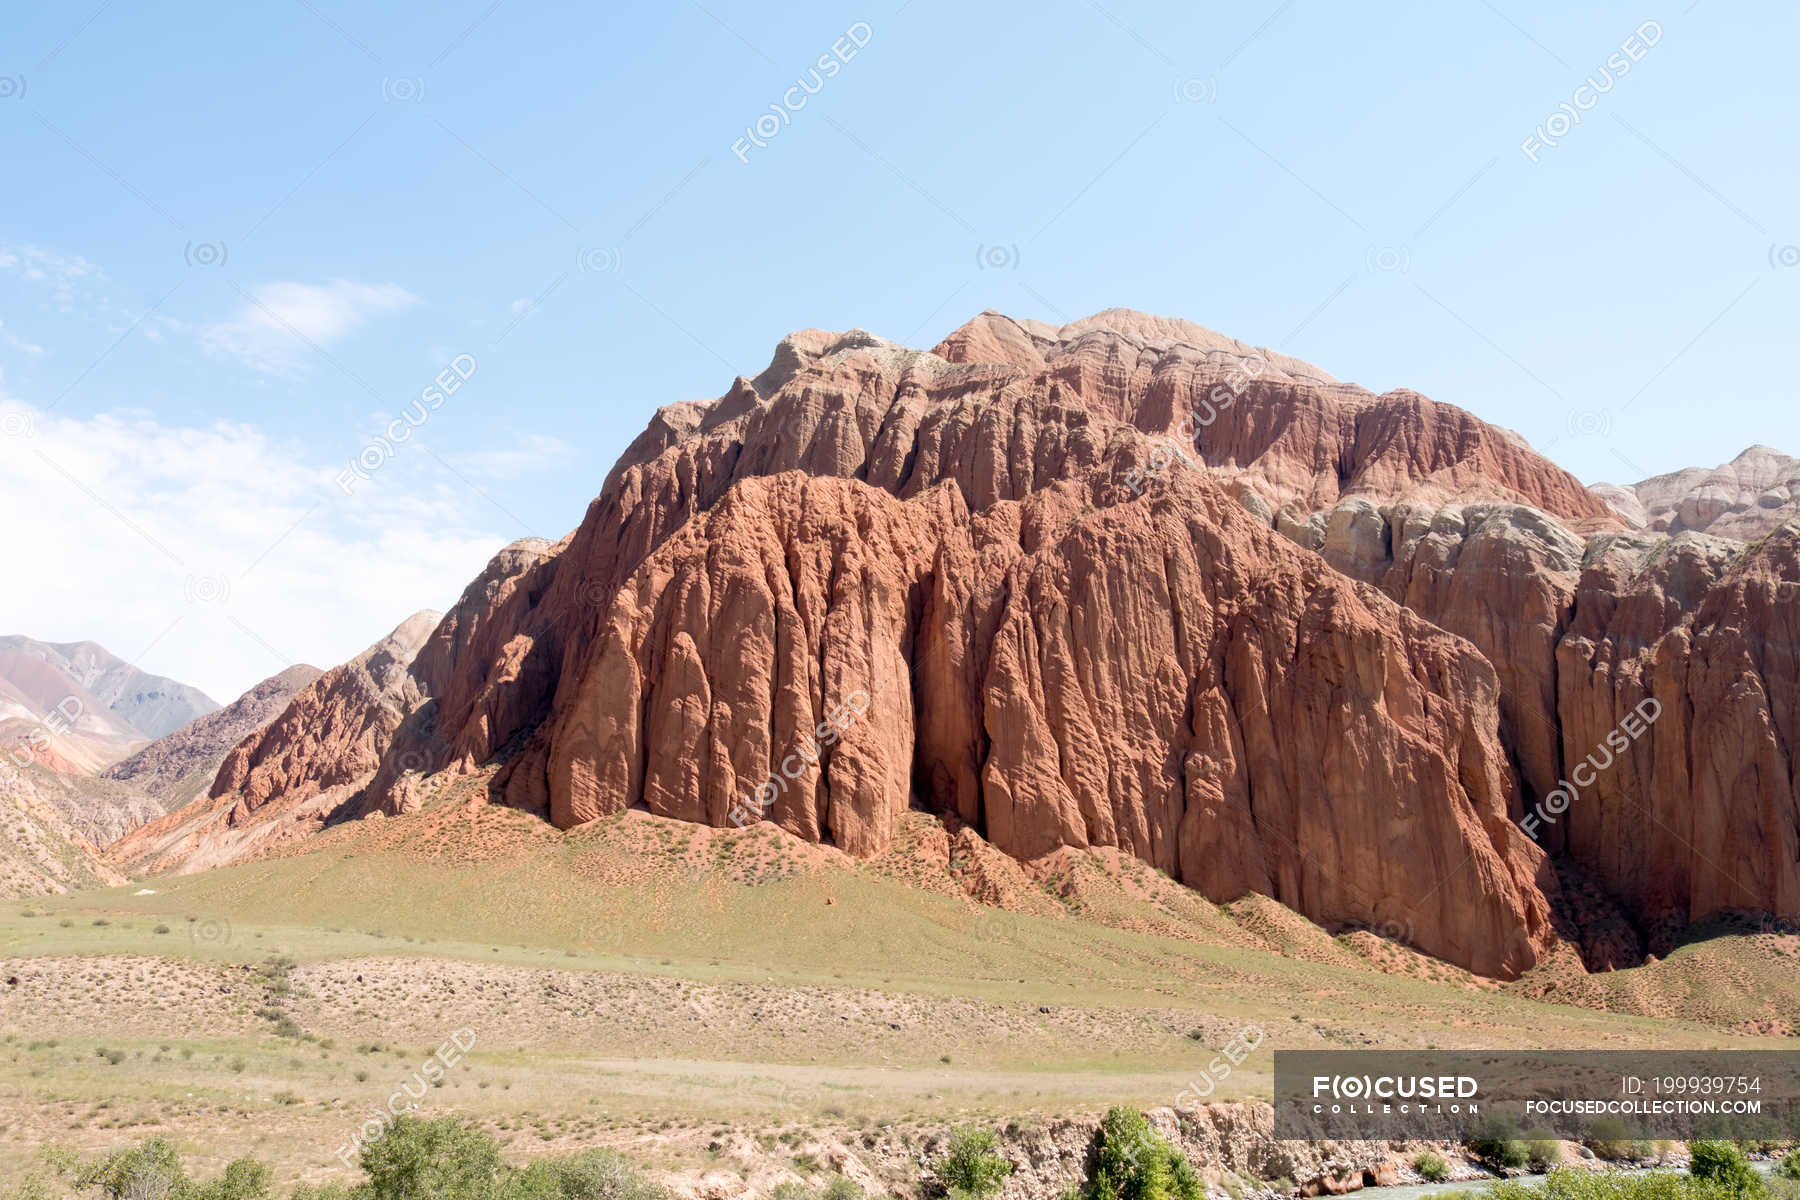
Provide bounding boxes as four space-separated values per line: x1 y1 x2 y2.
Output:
208 613 437 812
337 310 1576 978
1596 445 1800 540
1554 526 1800 936
1305 500 1587 813
108 614 437 875
507 464 1553 977
980 1103 1441 1200
102 664 323 808
1268 489 1800 955
367 537 564 808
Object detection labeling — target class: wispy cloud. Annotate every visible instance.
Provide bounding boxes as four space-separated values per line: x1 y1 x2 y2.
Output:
0 391 511 702
0 319 45 356
201 278 420 374
446 433 575 479
0 243 109 312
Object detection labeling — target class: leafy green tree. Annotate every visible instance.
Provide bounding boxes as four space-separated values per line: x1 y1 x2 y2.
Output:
498 1150 668 1200
193 1160 272 1200
360 1116 502 1200
75 1137 190 1200
1467 1117 1530 1172
1082 1108 1202 1200
935 1126 1014 1200
1586 1118 1651 1163
1689 1142 1761 1195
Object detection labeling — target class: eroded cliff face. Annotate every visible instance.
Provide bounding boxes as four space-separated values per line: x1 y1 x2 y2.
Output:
1555 528 1800 935
1269 489 1800 954
489 463 1555 976
136 307 1800 977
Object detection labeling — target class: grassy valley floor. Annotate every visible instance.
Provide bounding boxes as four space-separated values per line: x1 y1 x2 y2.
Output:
3 798 1796 1191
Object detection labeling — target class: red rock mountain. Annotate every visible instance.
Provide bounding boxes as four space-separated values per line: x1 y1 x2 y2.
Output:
113 309 1800 979
102 664 323 807
113 614 437 876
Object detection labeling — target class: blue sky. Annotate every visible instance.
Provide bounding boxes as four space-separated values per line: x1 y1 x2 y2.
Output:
0 0 1794 701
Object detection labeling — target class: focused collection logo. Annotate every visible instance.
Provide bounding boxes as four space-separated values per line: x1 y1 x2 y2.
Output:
1309 1073 1480 1114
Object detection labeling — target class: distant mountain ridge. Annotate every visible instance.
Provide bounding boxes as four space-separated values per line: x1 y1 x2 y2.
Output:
0 635 219 744
0 661 319 897
1593 445 1800 540
103 663 323 807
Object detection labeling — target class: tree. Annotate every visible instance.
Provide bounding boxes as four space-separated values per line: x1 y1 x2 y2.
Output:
935 1126 1014 1200
360 1116 503 1200
1467 1118 1529 1172
193 1160 272 1200
1585 1118 1651 1163
1689 1141 1761 1195
75 1138 189 1200
1412 1153 1450 1183
498 1149 669 1200
1082 1108 1202 1200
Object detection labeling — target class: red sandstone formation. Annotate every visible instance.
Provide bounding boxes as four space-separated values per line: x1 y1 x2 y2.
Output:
113 308 1800 978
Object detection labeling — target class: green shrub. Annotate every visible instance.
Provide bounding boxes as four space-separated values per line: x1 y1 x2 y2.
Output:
936 1125 1014 1200
62 1129 668 1200
1467 1118 1531 1172
1778 1152 1800 1181
1586 1118 1651 1162
361 1116 502 1200
498 1147 668 1200
1080 1107 1202 1200
1524 1132 1561 1171
1689 1142 1760 1195
75 1137 189 1200
191 1159 273 1200
1413 1152 1451 1182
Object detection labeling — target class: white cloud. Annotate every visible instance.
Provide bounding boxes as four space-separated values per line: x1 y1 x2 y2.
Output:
0 319 45 356
0 244 107 310
201 279 420 374
447 433 574 479
0 391 518 704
